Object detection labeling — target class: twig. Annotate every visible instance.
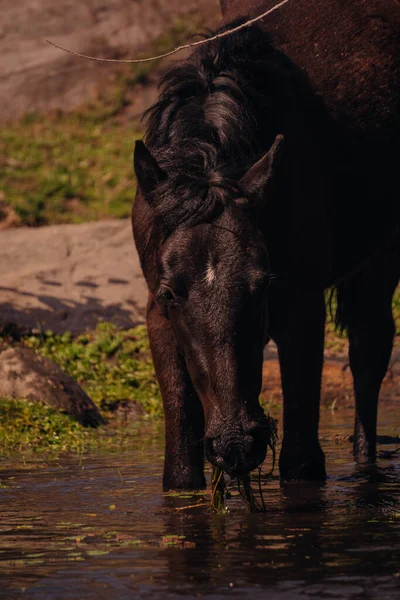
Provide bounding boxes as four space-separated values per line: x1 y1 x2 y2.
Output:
171 502 209 511
46 0 290 64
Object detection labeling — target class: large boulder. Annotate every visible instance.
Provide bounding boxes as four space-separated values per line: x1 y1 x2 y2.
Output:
0 346 104 426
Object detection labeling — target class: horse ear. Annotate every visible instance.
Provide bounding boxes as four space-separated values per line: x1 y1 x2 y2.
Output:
134 140 166 199
238 134 284 203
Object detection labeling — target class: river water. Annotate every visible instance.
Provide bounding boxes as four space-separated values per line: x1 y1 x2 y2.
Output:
0 405 399 599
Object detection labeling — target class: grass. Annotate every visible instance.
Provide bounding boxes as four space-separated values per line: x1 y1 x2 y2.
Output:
0 323 162 455
23 323 162 416
0 15 207 227
0 398 93 454
0 396 165 456
0 115 140 226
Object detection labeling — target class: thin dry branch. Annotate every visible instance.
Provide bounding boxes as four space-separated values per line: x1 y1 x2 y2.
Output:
46 0 290 64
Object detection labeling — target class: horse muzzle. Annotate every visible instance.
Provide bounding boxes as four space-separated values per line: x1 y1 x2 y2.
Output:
205 422 268 476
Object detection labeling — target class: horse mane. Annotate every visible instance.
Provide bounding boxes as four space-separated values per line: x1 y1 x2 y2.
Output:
144 21 286 230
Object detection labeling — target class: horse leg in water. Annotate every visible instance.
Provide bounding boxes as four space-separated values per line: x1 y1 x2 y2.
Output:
269 286 327 480
147 296 206 490
337 250 400 459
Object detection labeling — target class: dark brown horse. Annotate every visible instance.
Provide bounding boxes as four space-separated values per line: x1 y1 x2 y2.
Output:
132 0 400 489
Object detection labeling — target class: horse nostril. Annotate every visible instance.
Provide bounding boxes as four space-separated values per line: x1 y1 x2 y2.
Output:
224 446 242 471
205 437 224 465
205 437 217 457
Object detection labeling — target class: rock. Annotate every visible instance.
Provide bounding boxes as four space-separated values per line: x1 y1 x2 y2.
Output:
108 399 145 422
0 346 104 427
0 0 219 121
0 220 148 333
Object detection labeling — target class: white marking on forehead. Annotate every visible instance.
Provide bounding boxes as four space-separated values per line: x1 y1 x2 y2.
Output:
205 260 216 285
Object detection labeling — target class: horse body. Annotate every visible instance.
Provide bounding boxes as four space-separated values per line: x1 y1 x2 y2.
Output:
132 1 400 489
222 0 400 275
221 0 400 137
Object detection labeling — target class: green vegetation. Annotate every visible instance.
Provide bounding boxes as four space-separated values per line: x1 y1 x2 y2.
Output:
0 395 163 456
392 290 400 333
0 398 93 454
0 115 139 226
0 323 161 455
0 16 206 227
24 323 161 416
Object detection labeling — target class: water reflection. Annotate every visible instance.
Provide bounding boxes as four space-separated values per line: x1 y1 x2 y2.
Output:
157 454 400 597
0 408 399 599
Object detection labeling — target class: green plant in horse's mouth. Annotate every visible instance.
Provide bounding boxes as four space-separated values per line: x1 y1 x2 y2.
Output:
211 414 278 513
211 465 228 513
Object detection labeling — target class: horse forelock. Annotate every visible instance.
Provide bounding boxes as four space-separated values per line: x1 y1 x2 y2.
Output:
143 22 276 230
151 142 243 230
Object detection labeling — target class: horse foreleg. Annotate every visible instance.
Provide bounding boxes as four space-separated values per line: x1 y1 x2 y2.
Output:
270 287 326 480
147 295 206 490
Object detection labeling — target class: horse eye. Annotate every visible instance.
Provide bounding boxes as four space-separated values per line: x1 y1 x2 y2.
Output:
157 284 178 305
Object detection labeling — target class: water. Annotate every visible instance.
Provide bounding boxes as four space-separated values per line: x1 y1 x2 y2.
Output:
0 405 399 599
